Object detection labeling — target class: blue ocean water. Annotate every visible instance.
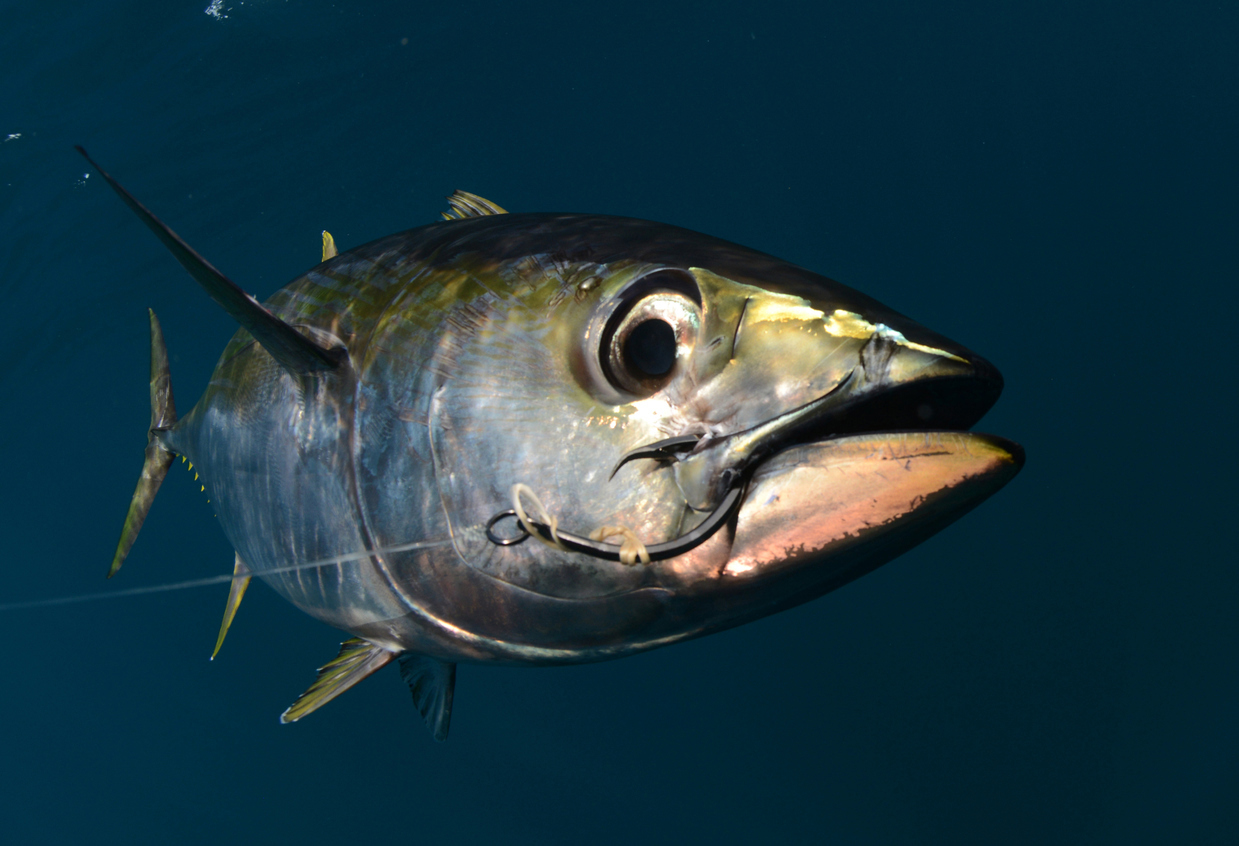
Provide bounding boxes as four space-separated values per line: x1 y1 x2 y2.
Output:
2 1 1235 842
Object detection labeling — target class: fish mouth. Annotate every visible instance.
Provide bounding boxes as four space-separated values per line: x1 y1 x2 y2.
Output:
799 354 1004 436
672 351 1008 512
683 347 1023 601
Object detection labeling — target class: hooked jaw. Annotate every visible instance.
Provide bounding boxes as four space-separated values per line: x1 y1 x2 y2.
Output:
642 347 1020 626
608 284 1024 619
690 335 1018 610
669 327 1005 514
566 290 1023 637
595 263 1017 611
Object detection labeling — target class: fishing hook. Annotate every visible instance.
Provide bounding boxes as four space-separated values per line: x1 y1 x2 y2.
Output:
484 483 743 562
607 433 702 480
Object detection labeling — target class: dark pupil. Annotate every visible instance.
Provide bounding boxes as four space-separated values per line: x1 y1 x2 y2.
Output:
623 319 677 377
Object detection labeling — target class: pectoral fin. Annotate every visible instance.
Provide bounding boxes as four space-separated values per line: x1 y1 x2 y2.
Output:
210 554 251 660
280 638 395 724
398 653 456 741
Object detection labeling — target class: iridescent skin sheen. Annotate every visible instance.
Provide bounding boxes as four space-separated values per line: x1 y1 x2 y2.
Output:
159 212 1021 666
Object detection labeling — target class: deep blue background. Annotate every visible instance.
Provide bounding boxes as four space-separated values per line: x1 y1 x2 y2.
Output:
2 1 1235 842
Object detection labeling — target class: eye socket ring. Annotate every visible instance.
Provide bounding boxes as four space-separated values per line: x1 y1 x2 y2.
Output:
602 290 700 396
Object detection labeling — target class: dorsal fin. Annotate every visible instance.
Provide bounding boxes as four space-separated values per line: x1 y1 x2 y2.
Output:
75 147 346 374
398 653 457 741
280 638 395 723
441 190 507 221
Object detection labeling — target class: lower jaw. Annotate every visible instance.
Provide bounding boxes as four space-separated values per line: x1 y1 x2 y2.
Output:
722 430 1023 586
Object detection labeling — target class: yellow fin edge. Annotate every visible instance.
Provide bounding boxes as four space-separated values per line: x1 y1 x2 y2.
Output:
211 554 251 660
280 638 395 724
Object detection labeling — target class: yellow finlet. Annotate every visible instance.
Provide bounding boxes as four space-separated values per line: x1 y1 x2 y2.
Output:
441 190 507 221
211 554 252 660
321 231 337 262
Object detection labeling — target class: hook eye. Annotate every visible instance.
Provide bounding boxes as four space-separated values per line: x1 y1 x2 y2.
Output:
485 510 530 546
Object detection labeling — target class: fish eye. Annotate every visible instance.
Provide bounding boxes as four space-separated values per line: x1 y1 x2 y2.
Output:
624 319 677 377
603 288 700 396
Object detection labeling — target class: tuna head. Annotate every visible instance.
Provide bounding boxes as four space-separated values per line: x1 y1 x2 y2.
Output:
374 223 1023 659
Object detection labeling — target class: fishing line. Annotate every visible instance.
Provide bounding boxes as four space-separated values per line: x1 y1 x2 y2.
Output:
0 537 458 612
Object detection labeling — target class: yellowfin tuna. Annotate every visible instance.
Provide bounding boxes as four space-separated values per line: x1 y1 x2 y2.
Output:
78 148 1022 741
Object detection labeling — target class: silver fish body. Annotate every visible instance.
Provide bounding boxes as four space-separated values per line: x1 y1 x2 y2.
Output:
79 148 1021 737
167 213 1017 663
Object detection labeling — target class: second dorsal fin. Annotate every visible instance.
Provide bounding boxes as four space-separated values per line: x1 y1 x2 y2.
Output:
441 190 507 220
76 147 346 374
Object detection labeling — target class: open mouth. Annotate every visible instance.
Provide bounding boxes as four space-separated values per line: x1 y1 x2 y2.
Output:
668 351 1009 513
712 351 1023 585
763 348 1007 455
818 361 1004 436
